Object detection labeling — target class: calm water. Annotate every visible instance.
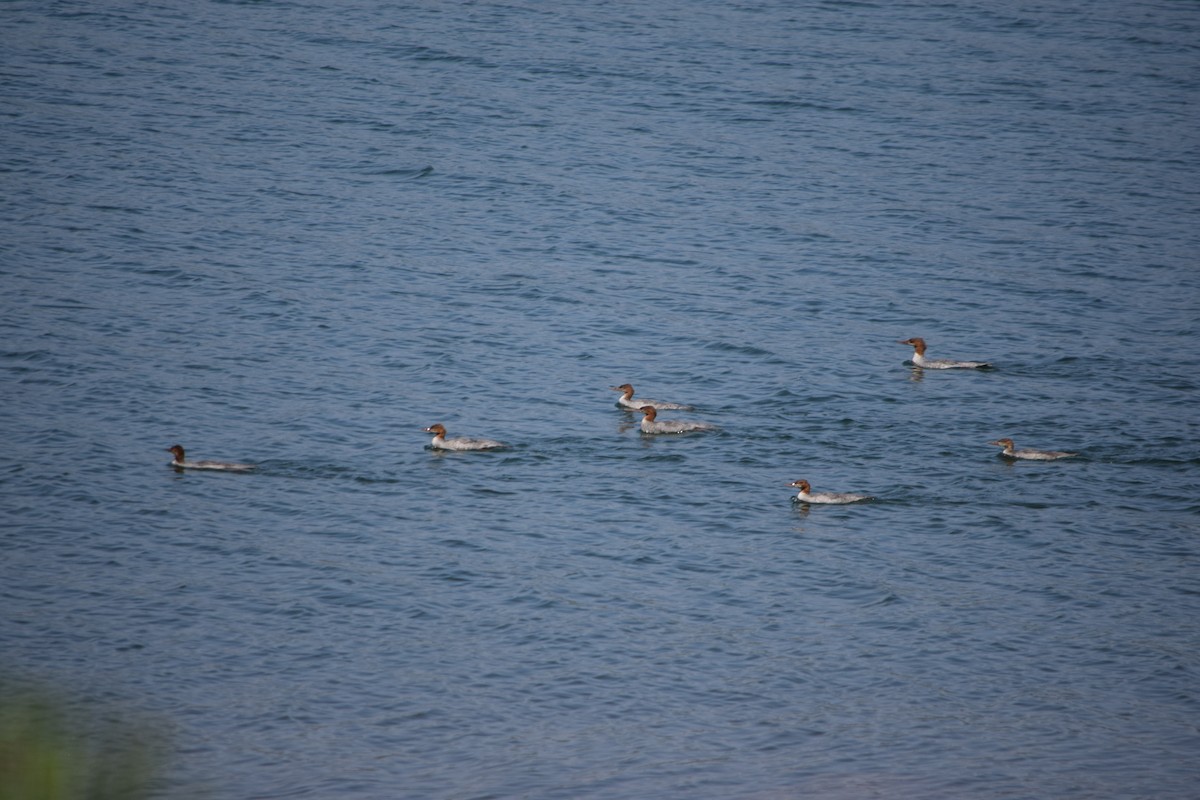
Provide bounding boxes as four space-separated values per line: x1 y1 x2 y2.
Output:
2 1 1199 797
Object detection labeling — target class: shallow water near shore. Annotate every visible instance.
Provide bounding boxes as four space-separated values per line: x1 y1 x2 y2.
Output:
2 1 1199 797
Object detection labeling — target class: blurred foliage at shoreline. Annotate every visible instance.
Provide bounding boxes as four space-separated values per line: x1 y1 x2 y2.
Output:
0 681 165 800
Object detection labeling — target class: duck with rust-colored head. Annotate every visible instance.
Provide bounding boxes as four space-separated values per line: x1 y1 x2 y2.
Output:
422 423 506 451
989 437 1077 461
166 445 255 472
610 383 692 411
787 479 873 505
637 405 716 435
898 337 991 369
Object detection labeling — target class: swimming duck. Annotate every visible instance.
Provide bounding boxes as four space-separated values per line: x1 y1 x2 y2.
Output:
989 438 1077 461
423 423 505 451
787 479 872 504
638 406 716 435
898 337 991 369
610 383 692 411
166 445 255 472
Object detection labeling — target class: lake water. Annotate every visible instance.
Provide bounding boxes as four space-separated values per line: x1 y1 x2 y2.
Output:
2 1 1199 798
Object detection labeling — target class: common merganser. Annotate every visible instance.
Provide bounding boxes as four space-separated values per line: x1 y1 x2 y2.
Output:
638 405 716 435
989 438 1077 461
787 479 872 504
423 423 505 451
166 445 255 472
610 383 692 411
898 337 991 369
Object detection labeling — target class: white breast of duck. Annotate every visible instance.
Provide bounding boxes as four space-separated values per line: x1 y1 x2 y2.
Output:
637 406 715 434
166 445 255 472
899 337 991 369
611 383 691 411
989 438 1076 460
424 424 505 451
787 479 872 504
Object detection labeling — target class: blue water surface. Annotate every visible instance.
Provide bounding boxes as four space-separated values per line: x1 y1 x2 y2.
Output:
2 1 1198 798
